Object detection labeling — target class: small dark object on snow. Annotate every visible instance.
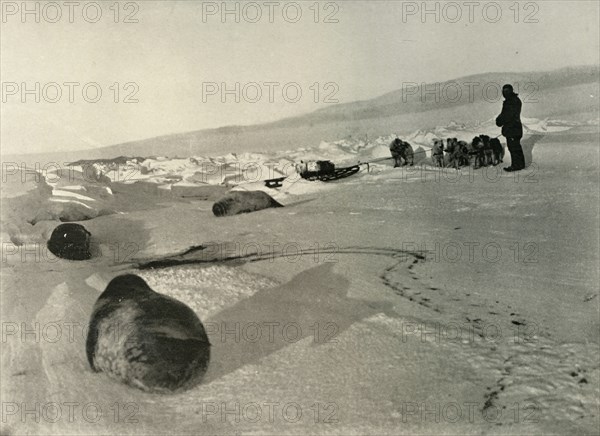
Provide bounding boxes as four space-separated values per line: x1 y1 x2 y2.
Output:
47 223 92 260
212 191 283 217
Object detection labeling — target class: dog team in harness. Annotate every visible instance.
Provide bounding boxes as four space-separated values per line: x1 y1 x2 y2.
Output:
389 83 525 172
434 135 504 169
390 135 504 170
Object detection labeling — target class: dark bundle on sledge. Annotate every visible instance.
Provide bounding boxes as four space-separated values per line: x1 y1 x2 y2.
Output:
296 160 336 179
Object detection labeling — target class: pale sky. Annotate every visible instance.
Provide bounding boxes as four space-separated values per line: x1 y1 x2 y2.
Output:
1 0 599 154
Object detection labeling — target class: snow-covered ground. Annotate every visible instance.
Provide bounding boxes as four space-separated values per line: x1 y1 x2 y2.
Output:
1 121 598 435
61 118 590 190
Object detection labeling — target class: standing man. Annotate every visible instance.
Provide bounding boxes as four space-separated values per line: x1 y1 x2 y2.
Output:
496 84 525 172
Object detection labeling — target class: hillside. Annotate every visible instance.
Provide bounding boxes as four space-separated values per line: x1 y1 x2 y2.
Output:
3 65 598 165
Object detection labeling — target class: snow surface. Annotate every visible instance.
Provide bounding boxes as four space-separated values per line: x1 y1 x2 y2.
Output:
1 120 599 435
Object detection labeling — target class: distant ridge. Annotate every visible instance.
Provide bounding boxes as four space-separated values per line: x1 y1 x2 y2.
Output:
4 65 598 163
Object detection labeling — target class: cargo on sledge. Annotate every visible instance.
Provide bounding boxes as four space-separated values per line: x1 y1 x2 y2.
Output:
264 160 361 188
295 160 336 179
